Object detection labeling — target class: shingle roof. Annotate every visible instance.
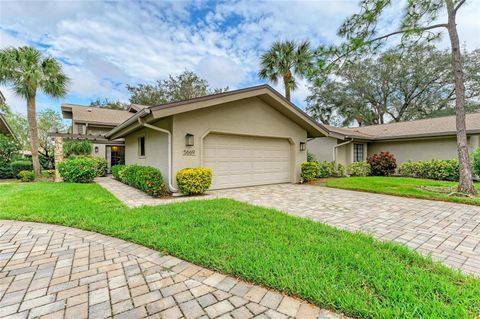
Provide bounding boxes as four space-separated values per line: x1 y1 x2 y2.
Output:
62 104 133 126
328 113 480 140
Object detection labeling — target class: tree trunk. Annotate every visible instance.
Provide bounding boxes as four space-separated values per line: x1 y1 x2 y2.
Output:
27 95 41 179
446 2 476 194
283 71 292 101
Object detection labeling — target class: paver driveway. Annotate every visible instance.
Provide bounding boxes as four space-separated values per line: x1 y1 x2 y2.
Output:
0 220 345 319
212 184 480 276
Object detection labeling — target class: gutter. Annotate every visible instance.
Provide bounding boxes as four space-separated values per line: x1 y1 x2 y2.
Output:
106 108 151 139
137 117 178 194
333 138 353 162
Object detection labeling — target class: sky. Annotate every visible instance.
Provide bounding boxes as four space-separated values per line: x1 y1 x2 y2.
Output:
1 0 480 115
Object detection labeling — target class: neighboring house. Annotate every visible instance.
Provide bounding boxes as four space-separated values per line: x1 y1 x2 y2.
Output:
105 85 328 190
0 113 16 140
60 104 135 171
308 113 480 166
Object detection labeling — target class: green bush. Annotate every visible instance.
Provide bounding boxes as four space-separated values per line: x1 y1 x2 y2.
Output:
367 152 397 176
18 170 35 182
307 151 316 162
121 165 168 197
301 162 318 182
176 168 213 195
41 170 55 179
64 140 93 157
58 157 97 183
10 160 33 178
69 156 107 177
0 134 20 163
0 160 13 179
316 161 345 178
346 161 371 177
399 159 460 181
111 165 126 180
473 148 480 177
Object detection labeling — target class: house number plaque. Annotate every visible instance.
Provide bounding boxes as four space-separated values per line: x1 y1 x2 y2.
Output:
183 149 196 156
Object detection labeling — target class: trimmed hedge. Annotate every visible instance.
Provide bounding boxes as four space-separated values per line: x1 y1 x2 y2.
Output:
11 160 33 178
111 165 126 180
473 148 480 177
176 168 213 195
399 159 460 181
346 161 371 177
0 160 13 179
18 170 35 182
367 152 397 176
317 161 345 178
301 162 318 182
58 157 97 183
120 165 168 197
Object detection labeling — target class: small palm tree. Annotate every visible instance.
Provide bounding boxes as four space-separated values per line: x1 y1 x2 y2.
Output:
258 40 312 101
0 47 69 179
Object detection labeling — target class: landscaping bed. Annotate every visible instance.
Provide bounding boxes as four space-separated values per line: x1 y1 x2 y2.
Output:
0 182 479 318
322 176 480 206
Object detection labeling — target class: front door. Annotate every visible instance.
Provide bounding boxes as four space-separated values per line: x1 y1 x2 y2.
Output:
107 145 125 173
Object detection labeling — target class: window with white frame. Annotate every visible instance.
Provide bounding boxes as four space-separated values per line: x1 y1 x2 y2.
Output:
353 143 364 162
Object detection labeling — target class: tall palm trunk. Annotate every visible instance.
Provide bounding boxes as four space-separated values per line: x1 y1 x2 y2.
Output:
283 71 292 101
446 1 476 194
27 94 41 178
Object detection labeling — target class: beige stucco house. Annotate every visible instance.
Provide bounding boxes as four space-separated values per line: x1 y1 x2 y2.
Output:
105 85 328 190
308 113 480 166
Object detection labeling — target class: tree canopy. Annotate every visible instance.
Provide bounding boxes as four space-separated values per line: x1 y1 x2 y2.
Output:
127 70 228 106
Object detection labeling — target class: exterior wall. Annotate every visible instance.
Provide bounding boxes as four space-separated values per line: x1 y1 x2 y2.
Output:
124 118 171 179
171 97 307 186
367 135 480 164
307 137 336 162
92 143 106 158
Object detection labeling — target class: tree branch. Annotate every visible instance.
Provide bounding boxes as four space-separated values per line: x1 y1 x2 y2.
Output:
454 0 467 14
369 23 448 43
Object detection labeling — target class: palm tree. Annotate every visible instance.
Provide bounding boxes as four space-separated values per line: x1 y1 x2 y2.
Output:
0 47 69 179
258 40 312 101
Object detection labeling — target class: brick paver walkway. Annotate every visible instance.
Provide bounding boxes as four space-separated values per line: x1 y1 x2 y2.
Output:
0 220 346 319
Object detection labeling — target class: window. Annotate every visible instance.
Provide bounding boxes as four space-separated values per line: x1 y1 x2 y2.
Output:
138 136 146 157
353 144 364 162
77 124 84 134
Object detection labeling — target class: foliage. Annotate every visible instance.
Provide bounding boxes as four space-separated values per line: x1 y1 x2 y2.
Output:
17 170 35 182
120 165 168 197
127 70 228 106
316 161 345 178
0 133 20 162
306 151 316 162
58 157 97 183
1 183 480 318
88 156 107 177
399 159 460 181
346 161 371 177
37 109 65 168
90 98 129 110
41 170 55 179
367 152 397 176
301 162 318 182
307 45 480 127
10 160 33 178
111 165 126 181
0 160 13 179
258 40 312 101
64 140 93 157
0 46 69 178
473 148 480 177
176 168 213 195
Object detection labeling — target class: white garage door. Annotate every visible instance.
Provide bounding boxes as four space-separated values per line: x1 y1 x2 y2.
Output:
203 133 291 189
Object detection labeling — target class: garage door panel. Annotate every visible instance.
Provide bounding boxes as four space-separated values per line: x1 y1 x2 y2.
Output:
204 134 291 189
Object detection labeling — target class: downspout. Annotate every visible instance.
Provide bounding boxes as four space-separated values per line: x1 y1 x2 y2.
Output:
333 138 353 162
137 118 178 193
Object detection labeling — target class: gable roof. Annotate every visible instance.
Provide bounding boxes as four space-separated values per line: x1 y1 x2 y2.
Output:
106 85 330 139
328 112 480 141
61 104 133 126
0 113 17 140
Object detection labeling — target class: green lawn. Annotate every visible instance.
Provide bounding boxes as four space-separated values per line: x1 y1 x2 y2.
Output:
0 182 479 319
324 176 480 206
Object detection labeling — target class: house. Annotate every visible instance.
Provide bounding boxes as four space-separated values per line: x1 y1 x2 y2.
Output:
104 85 328 190
60 104 135 171
308 113 480 166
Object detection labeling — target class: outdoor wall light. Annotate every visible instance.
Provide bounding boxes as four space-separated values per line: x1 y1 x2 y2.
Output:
94 146 99 154
185 133 194 147
300 142 306 151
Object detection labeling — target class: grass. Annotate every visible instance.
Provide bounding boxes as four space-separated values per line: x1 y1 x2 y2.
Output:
324 176 480 206
0 182 479 319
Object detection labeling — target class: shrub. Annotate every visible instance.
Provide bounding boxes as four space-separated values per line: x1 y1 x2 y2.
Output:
301 162 318 182
332 163 345 177
121 165 168 197
0 160 13 179
399 159 460 181
176 168 213 195
10 160 33 178
316 161 345 178
307 151 316 163
367 152 397 176
473 148 480 177
347 161 371 177
111 165 126 180
0 134 20 163
64 140 93 157
18 170 35 182
58 157 97 183
69 156 107 177
41 170 55 179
